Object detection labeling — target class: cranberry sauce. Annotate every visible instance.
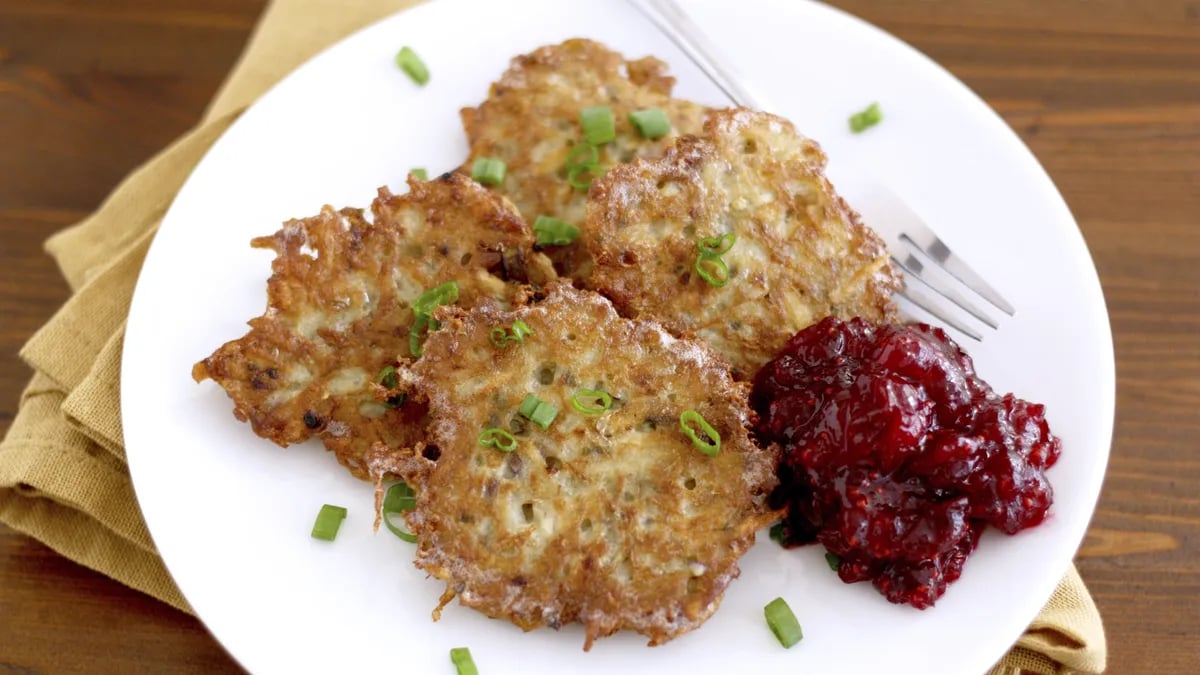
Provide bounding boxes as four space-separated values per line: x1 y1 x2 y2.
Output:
751 317 1061 609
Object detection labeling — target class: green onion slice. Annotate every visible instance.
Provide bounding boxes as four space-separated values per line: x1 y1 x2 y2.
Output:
410 167 428 181
533 215 581 246
518 394 540 419
376 364 404 408
490 319 534 348
472 157 507 186
698 232 736 256
382 482 417 543
769 522 785 543
825 551 841 572
450 647 478 675
580 105 616 145
764 597 803 648
567 162 602 190
694 252 731 288
395 46 430 86
564 143 599 170
571 389 613 415
412 280 459 316
511 319 532 341
849 102 883 133
479 427 518 452
409 281 459 357
376 364 398 388
680 409 720 456
409 314 431 358
311 504 347 541
629 108 671 139
530 401 558 430
517 394 559 430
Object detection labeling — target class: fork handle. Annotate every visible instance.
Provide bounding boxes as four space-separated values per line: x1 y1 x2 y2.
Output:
628 0 772 112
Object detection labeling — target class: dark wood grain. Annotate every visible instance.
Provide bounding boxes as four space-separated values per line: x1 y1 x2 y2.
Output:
1 1 1197 672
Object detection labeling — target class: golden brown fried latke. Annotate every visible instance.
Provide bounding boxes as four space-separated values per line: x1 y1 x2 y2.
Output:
461 38 707 279
585 108 901 379
374 282 778 650
193 173 555 479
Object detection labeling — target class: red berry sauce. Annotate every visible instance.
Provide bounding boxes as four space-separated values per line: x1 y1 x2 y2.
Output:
751 317 1061 609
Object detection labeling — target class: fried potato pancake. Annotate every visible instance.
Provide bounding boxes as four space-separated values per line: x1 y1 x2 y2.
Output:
584 108 902 379
460 38 707 279
193 173 555 479
374 282 778 649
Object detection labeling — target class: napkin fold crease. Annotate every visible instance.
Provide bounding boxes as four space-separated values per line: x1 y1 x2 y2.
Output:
0 0 1105 672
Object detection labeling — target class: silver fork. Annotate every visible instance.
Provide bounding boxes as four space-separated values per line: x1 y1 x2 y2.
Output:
627 0 1016 341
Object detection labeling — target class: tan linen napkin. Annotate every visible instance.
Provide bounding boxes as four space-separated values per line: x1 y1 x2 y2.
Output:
0 0 1107 671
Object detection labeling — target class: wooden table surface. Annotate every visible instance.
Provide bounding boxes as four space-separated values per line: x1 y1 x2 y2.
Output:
1 0 1197 672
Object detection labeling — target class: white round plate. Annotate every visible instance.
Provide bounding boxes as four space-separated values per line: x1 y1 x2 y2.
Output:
122 1 1114 673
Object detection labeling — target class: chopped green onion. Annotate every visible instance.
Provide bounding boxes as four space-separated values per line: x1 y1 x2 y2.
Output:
533 215 581 246
764 597 803 648
518 394 540 419
376 364 398 388
479 427 518 452
530 401 559 430
571 389 613 415
849 102 883 133
490 319 534 348
410 167 428 181
395 46 430 86
311 504 347 541
694 252 731 288
472 157 506 186
409 314 432 357
382 482 417 543
769 522 785 543
680 409 720 456
511 319 532 341
376 364 405 408
517 393 559 430
698 232 736 256
450 647 478 675
567 162 602 190
564 142 603 190
580 105 616 145
564 143 599 170
629 108 671 139
409 281 459 357
412 280 459 316
825 551 841 572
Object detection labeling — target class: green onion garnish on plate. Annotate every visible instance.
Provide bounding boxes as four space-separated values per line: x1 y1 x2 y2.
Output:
471 157 506 186
571 389 613 415
533 215 580 246
479 427 518 452
694 252 731 287
698 232 736 256
629 108 671 139
580 105 616 145
408 281 459 357
410 167 428 181
764 596 803 648
490 319 533 348
381 482 417 543
450 647 478 675
849 102 883 133
310 504 347 541
680 409 720 456
395 46 430 86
